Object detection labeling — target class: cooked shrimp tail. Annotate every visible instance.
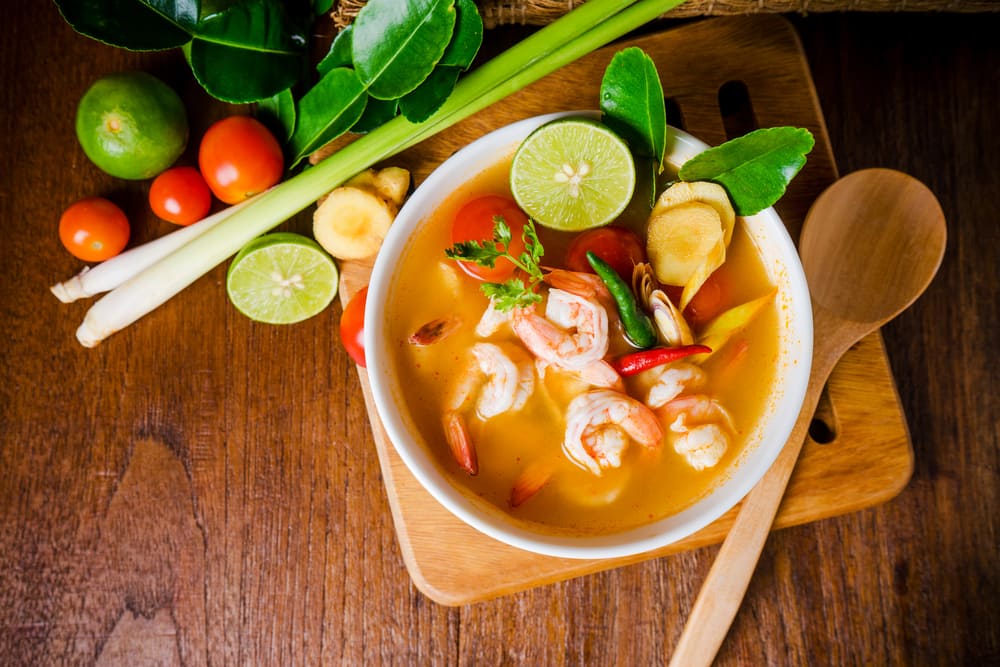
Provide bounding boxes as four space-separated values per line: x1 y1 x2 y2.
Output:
510 459 555 507
443 412 478 475
442 342 535 475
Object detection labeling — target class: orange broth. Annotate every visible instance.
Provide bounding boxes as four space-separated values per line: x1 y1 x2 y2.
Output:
386 155 780 535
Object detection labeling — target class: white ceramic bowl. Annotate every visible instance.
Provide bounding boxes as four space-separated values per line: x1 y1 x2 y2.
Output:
366 111 812 559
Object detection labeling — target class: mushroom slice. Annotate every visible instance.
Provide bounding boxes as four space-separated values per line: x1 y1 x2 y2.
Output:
649 289 695 346
632 262 694 347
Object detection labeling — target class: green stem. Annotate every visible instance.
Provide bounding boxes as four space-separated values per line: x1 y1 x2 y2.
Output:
78 0 688 346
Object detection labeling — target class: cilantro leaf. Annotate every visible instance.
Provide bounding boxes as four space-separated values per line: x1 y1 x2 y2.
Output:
482 279 542 310
444 215 546 310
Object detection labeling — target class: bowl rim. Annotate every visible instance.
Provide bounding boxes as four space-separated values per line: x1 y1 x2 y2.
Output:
365 111 813 559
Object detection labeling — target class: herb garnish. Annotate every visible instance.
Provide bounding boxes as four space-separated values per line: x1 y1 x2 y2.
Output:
678 126 815 216
445 216 545 311
599 46 667 206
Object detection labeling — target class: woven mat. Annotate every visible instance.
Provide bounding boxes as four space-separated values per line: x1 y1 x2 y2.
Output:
332 0 999 29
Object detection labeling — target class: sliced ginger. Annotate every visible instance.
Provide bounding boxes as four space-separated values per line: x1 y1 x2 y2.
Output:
653 181 735 246
342 166 410 207
645 181 736 309
646 201 724 285
313 167 411 260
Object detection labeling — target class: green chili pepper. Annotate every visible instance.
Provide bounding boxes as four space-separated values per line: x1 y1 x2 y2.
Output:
585 251 657 349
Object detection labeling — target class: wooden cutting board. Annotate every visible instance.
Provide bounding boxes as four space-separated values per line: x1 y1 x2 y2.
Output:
338 15 913 606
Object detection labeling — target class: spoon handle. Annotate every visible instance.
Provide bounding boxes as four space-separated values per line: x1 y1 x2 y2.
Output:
668 312 859 667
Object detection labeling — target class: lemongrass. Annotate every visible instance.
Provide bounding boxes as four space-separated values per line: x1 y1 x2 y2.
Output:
76 0 686 347
51 197 255 303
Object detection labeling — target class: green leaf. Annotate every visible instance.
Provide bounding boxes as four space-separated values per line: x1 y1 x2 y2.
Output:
188 0 308 103
352 0 457 101
481 279 542 311
678 127 815 216
254 88 297 144
287 67 368 167
351 97 399 133
439 0 482 69
312 0 334 14
600 47 667 168
317 24 352 75
53 0 197 50
399 66 461 123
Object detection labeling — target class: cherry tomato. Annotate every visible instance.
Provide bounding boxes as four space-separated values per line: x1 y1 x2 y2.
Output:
198 116 284 204
148 166 212 225
450 195 528 282
663 271 727 327
684 270 726 326
58 197 130 262
565 226 646 281
340 286 368 367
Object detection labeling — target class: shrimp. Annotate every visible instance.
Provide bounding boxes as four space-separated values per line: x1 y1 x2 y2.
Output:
657 394 735 471
643 362 707 408
512 288 609 370
545 268 611 301
563 389 663 476
475 298 511 338
443 342 535 475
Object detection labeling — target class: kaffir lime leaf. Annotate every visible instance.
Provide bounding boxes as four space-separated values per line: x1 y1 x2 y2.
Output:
510 118 636 231
226 233 339 325
75 71 188 180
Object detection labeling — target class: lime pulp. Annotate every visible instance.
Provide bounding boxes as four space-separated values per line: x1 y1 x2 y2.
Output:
226 233 339 325
510 118 636 231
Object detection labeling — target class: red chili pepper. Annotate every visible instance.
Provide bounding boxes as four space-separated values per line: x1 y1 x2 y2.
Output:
611 344 712 376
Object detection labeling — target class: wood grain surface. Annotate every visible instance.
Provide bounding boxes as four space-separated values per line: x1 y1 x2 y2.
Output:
1 4 997 666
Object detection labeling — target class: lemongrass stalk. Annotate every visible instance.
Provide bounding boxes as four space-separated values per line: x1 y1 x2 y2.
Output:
51 197 256 303
76 0 685 347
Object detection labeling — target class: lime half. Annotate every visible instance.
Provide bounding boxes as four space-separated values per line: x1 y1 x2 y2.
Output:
510 118 636 231
227 233 339 325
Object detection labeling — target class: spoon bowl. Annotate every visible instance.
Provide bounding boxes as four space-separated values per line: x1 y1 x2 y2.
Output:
801 169 947 325
669 168 946 667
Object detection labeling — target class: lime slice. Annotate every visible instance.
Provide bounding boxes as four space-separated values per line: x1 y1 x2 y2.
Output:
510 118 636 231
227 233 339 325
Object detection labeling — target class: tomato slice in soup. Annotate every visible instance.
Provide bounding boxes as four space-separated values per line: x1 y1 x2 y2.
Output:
565 225 646 282
450 195 528 282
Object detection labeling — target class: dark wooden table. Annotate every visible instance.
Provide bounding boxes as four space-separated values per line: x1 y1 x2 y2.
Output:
2 5 997 665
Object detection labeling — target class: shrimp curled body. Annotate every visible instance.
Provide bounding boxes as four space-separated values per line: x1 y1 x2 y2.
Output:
443 342 535 475
657 394 735 471
563 389 663 476
512 288 609 370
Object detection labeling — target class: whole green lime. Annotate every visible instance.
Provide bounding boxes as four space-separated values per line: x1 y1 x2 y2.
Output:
75 71 188 180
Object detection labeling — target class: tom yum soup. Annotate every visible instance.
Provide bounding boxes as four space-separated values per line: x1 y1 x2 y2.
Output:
384 149 782 537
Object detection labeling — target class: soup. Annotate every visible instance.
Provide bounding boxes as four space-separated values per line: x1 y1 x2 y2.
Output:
385 154 779 536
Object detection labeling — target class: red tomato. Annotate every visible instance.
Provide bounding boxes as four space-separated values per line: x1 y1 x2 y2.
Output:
684 271 726 326
662 271 728 326
149 166 212 225
198 116 284 204
340 286 368 367
565 226 646 281
58 197 130 262
450 195 528 282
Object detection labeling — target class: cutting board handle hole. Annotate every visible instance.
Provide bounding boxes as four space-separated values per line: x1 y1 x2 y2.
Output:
808 388 839 444
809 418 837 444
665 97 686 131
718 80 758 139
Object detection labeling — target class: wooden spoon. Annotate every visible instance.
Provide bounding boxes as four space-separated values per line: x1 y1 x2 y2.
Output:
668 168 946 667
